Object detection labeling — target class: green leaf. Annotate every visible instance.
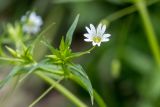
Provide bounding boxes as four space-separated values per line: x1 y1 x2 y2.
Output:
20 47 34 64
37 62 64 80
19 64 39 82
5 46 18 57
0 57 23 63
0 67 21 89
68 63 94 104
38 62 63 75
41 40 58 54
65 14 79 46
59 37 65 51
20 62 64 82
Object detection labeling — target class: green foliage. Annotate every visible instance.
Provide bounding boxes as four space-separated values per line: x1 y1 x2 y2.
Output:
1 0 159 106
43 15 94 102
65 14 79 47
0 67 21 89
68 63 94 104
0 14 95 106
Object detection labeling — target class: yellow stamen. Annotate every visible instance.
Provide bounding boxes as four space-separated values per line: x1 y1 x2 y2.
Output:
93 36 101 43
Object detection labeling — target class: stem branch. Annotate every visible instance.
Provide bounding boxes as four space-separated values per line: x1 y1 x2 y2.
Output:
35 71 88 107
28 77 64 107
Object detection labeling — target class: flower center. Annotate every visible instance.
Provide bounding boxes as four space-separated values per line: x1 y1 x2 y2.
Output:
93 36 101 43
27 19 35 26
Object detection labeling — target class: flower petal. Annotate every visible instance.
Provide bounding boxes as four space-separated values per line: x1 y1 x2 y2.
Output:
97 23 102 36
90 24 96 35
101 25 106 35
84 33 91 38
97 42 101 46
102 38 109 42
102 34 111 42
21 16 26 22
84 38 92 42
103 34 111 38
92 42 97 46
85 27 92 34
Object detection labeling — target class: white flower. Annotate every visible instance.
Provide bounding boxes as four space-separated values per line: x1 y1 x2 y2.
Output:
21 12 43 34
84 23 111 46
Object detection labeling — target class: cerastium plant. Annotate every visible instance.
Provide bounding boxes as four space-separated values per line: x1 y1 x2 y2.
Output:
0 11 111 107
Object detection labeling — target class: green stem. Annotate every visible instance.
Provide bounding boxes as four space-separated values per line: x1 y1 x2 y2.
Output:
28 77 64 107
65 46 96 60
101 0 160 24
0 75 20 106
69 74 107 107
35 71 88 107
103 5 136 23
135 0 160 65
93 90 107 107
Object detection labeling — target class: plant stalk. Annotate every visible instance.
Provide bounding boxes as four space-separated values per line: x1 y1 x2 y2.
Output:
28 77 64 107
35 71 88 107
101 0 160 24
135 0 160 65
69 74 107 107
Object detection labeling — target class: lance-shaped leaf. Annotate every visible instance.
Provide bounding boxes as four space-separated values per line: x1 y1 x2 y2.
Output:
0 57 23 64
65 14 79 46
19 64 40 82
38 62 64 75
68 63 94 104
0 67 21 89
5 46 18 57
41 40 59 55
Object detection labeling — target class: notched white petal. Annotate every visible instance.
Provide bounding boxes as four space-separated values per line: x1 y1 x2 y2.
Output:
97 43 101 46
84 38 92 42
97 23 102 36
102 38 109 42
101 25 106 35
85 27 92 34
103 34 111 38
92 42 97 46
90 24 96 34
97 23 102 33
84 34 91 38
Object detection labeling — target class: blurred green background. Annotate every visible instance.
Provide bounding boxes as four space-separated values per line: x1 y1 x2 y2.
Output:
0 0 160 107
